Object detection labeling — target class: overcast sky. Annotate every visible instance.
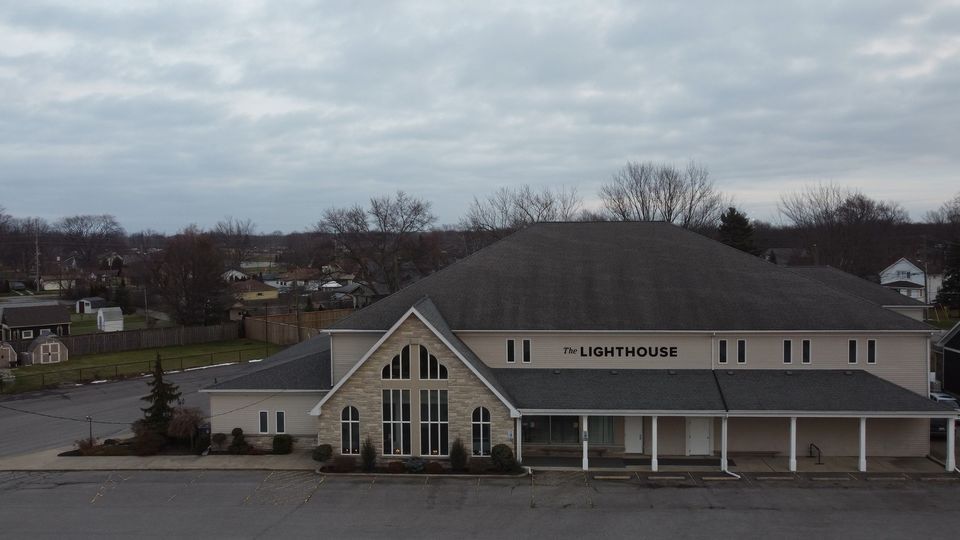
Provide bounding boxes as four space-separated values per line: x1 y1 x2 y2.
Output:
1 1 958 233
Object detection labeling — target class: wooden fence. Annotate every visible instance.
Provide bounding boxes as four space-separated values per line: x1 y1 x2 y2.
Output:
8 323 241 357
244 309 355 346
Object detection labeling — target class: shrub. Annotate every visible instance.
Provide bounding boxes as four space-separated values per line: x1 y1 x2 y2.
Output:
167 407 204 442
404 457 426 473
75 438 97 456
212 432 227 450
386 460 406 474
424 461 445 474
312 444 333 462
272 434 294 455
133 430 166 456
490 444 517 473
228 428 250 455
449 438 467 471
332 455 356 473
468 457 492 474
194 433 211 454
360 437 377 472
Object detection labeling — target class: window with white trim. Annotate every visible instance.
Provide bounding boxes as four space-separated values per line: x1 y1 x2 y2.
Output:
867 339 876 364
472 406 491 456
737 339 746 364
275 411 286 434
848 340 857 364
783 340 792 364
21 330 34 339
420 389 448 456
522 339 532 363
802 339 811 364
341 406 360 454
419 345 448 380
258 411 269 434
718 339 727 364
382 389 411 455
506 339 516 363
382 345 411 379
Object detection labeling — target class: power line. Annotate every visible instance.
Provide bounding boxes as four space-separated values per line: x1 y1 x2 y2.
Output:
0 402 129 425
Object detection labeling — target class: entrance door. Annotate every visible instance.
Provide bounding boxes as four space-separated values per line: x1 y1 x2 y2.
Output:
624 417 644 453
686 417 712 456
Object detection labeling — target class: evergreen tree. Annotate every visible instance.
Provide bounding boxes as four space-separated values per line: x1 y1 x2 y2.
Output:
937 241 960 312
141 353 182 432
303 296 316 312
717 207 758 255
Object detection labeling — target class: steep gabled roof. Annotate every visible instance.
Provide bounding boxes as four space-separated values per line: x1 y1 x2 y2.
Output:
788 266 926 307
330 222 932 332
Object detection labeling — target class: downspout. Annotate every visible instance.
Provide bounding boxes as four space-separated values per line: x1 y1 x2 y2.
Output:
711 368 739 478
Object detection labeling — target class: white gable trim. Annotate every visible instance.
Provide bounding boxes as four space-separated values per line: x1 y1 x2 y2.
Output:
879 257 923 279
309 305 518 417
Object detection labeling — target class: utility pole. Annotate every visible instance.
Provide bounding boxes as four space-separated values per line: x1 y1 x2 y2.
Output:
143 286 150 327
34 223 41 293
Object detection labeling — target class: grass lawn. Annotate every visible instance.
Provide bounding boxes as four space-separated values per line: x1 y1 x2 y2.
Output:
3 339 283 394
928 318 959 330
70 313 174 334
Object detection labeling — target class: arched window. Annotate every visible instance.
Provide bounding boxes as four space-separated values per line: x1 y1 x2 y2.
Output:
419 345 448 380
382 345 411 379
472 406 491 456
341 406 360 454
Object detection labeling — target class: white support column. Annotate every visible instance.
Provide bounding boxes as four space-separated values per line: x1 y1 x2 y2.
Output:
651 416 659 472
858 417 867 473
720 416 728 471
516 417 523 463
581 415 589 471
788 417 797 473
946 417 956 472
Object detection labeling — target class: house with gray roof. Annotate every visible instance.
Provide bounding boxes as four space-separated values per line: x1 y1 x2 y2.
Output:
205 222 957 472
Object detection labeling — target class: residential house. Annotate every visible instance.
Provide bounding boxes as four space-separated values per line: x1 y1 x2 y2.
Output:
40 276 78 293
327 282 377 309
96 307 124 332
75 297 106 314
879 258 930 302
0 305 71 341
222 269 250 282
23 334 68 365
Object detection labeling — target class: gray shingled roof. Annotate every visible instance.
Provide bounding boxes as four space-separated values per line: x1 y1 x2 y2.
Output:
491 368 726 411
330 222 932 332
1 305 71 328
716 369 952 413
788 266 926 307
205 334 332 391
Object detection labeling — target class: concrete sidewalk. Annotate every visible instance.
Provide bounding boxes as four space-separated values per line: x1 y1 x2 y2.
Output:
0 448 319 471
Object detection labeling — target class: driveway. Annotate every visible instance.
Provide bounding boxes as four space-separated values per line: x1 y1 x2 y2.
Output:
0 361 268 457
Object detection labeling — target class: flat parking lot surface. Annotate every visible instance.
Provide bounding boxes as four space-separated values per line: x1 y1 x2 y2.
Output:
1 470 959 539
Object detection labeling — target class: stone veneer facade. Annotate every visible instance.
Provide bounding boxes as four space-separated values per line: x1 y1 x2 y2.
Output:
317 316 514 459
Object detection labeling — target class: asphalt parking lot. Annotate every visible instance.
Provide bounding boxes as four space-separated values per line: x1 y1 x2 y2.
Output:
1 470 959 539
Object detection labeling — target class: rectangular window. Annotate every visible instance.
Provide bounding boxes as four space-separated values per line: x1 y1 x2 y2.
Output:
522 339 531 363
419 389 449 456
802 340 811 364
718 340 727 364
867 339 876 364
587 416 615 445
382 389 411 455
737 340 746 364
275 411 285 434
783 340 792 364
506 339 515 363
258 411 269 434
21 330 34 339
848 340 857 364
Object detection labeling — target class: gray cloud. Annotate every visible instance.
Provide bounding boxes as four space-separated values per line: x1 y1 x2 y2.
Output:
1 0 958 232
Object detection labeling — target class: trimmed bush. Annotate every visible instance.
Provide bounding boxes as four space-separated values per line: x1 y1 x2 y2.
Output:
424 461 445 474
75 438 97 456
133 430 166 456
490 444 517 473
449 438 467 471
386 460 406 474
212 432 227 450
468 457 491 474
228 428 250 455
332 455 356 473
360 437 377 472
404 457 426 473
272 434 294 454
312 444 333 462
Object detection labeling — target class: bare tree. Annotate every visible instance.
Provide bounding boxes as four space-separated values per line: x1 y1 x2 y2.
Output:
599 161 728 229
926 192 960 226
462 185 583 238
214 217 257 269
318 191 436 293
55 214 126 269
154 226 231 326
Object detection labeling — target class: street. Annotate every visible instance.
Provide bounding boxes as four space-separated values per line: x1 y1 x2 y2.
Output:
0 470 959 539
0 361 266 457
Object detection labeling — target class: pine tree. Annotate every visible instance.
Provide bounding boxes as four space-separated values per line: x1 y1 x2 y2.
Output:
141 353 182 432
937 241 960 312
718 207 758 255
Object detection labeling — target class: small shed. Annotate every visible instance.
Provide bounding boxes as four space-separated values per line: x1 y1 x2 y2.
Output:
24 334 69 365
76 297 106 314
0 342 16 368
96 307 124 332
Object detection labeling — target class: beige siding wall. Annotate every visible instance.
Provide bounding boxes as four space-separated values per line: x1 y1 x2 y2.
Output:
886 306 925 321
208 393 324 437
319 317 514 458
458 331 929 393
330 332 383 383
